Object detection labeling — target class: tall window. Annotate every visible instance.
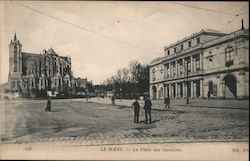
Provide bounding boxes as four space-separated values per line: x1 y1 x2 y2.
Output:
160 66 163 73
181 44 184 51
188 41 192 47
196 56 200 70
172 62 176 76
186 58 191 72
167 50 170 55
180 62 183 74
174 47 176 53
167 64 170 77
197 37 200 44
152 68 156 81
225 46 234 67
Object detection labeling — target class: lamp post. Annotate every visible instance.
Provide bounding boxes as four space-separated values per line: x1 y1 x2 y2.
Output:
86 89 88 102
184 59 189 104
186 60 189 104
120 87 122 102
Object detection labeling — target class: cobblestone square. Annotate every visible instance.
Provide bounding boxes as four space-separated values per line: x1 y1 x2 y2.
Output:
0 99 249 145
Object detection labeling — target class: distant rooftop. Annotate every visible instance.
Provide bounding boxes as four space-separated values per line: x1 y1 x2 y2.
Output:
165 28 226 49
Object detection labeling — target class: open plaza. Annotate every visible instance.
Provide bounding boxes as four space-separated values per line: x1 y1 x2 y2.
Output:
1 98 248 145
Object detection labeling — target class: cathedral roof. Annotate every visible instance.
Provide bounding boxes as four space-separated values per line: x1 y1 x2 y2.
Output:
21 49 70 69
47 48 57 55
22 52 40 66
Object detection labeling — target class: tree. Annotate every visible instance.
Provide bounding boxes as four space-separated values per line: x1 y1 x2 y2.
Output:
99 60 149 99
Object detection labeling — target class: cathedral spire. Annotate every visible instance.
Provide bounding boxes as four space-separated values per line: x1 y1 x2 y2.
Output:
14 32 17 41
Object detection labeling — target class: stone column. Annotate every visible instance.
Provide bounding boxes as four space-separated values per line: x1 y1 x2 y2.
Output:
169 64 172 77
39 79 41 90
200 53 203 70
178 83 180 98
194 81 197 98
183 82 186 98
190 56 193 73
191 81 194 98
193 57 196 73
182 59 185 77
164 65 166 80
175 83 178 98
167 64 169 78
168 84 171 98
175 60 178 77
167 85 170 97
170 84 172 98
200 79 204 98
172 84 174 98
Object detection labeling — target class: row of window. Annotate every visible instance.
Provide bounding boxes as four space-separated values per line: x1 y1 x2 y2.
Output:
27 64 70 77
166 37 200 55
11 80 21 88
152 55 201 81
153 46 235 81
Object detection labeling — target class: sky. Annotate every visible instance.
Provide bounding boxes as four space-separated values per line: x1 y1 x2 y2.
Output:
0 1 249 84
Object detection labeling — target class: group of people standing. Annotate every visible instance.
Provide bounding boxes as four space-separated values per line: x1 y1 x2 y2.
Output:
132 97 152 124
45 95 171 124
131 96 171 124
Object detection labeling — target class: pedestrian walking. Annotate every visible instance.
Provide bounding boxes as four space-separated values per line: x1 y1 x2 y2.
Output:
144 97 152 124
132 98 140 124
207 91 210 100
45 97 51 112
164 96 170 110
111 95 115 105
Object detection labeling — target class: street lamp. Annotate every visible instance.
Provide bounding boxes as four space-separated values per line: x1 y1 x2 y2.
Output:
184 59 189 104
120 87 122 102
86 89 88 102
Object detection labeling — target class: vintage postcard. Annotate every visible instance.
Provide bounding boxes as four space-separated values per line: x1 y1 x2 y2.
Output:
0 1 249 160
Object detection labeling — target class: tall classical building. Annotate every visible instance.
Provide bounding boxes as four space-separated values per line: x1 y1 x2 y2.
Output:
8 33 75 96
149 21 249 100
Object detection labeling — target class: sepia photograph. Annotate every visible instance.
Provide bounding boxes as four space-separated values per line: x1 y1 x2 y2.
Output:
0 1 249 160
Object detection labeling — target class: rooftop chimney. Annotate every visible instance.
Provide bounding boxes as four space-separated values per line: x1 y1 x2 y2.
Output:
241 19 245 30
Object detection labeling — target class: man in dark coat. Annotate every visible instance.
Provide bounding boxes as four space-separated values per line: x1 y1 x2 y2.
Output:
111 95 115 105
45 97 51 112
132 98 140 123
164 96 170 110
144 97 152 124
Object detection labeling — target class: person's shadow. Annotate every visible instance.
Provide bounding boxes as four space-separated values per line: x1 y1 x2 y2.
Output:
138 119 160 124
44 109 61 112
153 108 174 112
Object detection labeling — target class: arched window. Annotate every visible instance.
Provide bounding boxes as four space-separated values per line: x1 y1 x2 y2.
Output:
14 46 17 72
196 55 200 70
172 62 176 76
166 64 170 77
160 66 163 73
225 46 234 67
152 68 156 81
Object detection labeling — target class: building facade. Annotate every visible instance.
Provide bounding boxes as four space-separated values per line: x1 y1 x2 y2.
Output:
149 22 249 100
8 33 76 96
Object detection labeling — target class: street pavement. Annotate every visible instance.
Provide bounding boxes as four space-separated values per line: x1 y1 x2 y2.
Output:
0 98 249 146
77 97 249 110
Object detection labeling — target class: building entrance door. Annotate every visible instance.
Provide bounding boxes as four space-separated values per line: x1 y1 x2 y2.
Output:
223 74 237 98
152 86 157 100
